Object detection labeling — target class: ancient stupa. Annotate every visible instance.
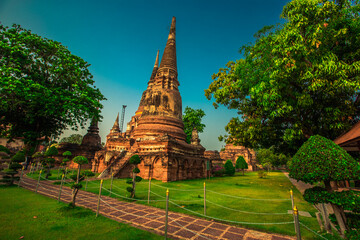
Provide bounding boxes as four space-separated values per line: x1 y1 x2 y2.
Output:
92 17 207 182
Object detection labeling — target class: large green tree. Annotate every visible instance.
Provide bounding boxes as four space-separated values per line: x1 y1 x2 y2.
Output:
182 107 206 144
59 134 83 145
205 0 360 155
0 24 105 148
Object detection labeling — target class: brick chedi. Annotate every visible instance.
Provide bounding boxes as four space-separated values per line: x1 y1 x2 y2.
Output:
93 17 208 182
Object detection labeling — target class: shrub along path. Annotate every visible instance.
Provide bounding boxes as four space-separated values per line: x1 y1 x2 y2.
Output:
19 176 295 240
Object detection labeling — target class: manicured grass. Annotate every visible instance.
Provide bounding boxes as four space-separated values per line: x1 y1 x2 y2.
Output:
27 168 99 181
0 185 165 240
84 171 331 240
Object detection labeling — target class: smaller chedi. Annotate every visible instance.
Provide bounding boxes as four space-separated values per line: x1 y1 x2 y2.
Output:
205 144 257 171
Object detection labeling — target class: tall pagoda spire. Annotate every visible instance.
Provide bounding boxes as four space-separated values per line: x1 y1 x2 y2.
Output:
159 17 177 72
149 50 160 84
110 113 120 133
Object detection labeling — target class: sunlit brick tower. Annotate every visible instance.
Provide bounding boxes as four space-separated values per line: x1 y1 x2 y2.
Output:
93 17 207 181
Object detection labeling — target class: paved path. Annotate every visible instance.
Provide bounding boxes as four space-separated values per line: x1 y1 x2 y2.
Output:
19 176 295 240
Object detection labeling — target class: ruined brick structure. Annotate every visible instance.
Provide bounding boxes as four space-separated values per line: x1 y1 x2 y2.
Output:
57 119 102 169
93 17 208 182
220 144 256 170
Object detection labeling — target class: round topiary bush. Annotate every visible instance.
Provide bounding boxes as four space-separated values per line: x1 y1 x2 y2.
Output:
289 135 360 184
224 160 235 176
45 146 58 156
129 155 141 165
11 151 25 163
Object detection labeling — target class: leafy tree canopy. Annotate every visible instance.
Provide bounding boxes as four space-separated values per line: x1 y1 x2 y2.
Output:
182 107 206 144
235 156 248 170
224 159 235 176
205 0 360 155
0 24 106 148
72 156 88 165
59 134 83 145
289 135 360 184
129 155 141 165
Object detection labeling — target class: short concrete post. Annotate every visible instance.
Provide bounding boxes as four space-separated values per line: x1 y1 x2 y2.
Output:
35 162 39 172
204 182 206 216
36 170 42 193
64 168 68 178
96 180 103 218
58 174 65 202
293 206 301 240
165 189 169 240
57 167 60 179
109 173 114 197
148 177 151 204
18 166 24 187
290 189 297 234
85 177 88 191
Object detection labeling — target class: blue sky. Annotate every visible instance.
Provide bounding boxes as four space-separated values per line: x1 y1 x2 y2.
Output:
1 0 289 150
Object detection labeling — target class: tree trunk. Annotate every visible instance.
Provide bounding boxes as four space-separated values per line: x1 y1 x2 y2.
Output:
131 172 136 198
71 188 79 207
77 165 81 184
324 181 347 237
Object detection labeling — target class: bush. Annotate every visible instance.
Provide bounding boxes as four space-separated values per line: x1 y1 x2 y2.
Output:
257 170 267 178
212 164 224 177
224 160 235 176
129 155 141 165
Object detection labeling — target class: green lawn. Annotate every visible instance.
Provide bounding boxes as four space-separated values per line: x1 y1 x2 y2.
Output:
83 171 334 240
0 185 165 240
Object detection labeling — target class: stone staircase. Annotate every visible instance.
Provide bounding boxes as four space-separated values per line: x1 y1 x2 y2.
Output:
98 151 133 178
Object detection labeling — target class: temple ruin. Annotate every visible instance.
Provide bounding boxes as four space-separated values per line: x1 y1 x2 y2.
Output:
92 17 209 182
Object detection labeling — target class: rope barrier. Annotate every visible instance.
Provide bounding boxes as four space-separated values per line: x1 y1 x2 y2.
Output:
101 187 167 202
169 200 294 225
100 198 164 219
206 199 289 215
207 190 291 201
299 222 329 240
151 183 203 192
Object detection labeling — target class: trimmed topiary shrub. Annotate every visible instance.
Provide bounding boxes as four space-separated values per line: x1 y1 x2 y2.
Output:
1 150 25 185
235 156 248 175
68 155 89 207
126 155 142 198
289 135 360 236
224 160 235 176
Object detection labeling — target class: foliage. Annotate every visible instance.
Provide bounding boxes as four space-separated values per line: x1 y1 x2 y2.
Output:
224 160 235 176
289 135 360 184
0 145 10 154
304 187 360 213
257 170 268 179
290 135 360 235
68 155 91 207
126 155 142 198
182 107 206 144
83 170 95 178
11 151 25 163
129 155 141 165
45 146 58 157
212 164 224 177
72 156 88 165
235 156 248 175
205 0 360 155
1 150 24 185
0 23 105 148
59 134 83 145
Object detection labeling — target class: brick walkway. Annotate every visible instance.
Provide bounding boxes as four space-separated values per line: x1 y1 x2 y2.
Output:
19 176 295 240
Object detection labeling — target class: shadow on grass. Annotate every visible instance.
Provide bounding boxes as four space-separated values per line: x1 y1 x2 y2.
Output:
57 205 93 218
